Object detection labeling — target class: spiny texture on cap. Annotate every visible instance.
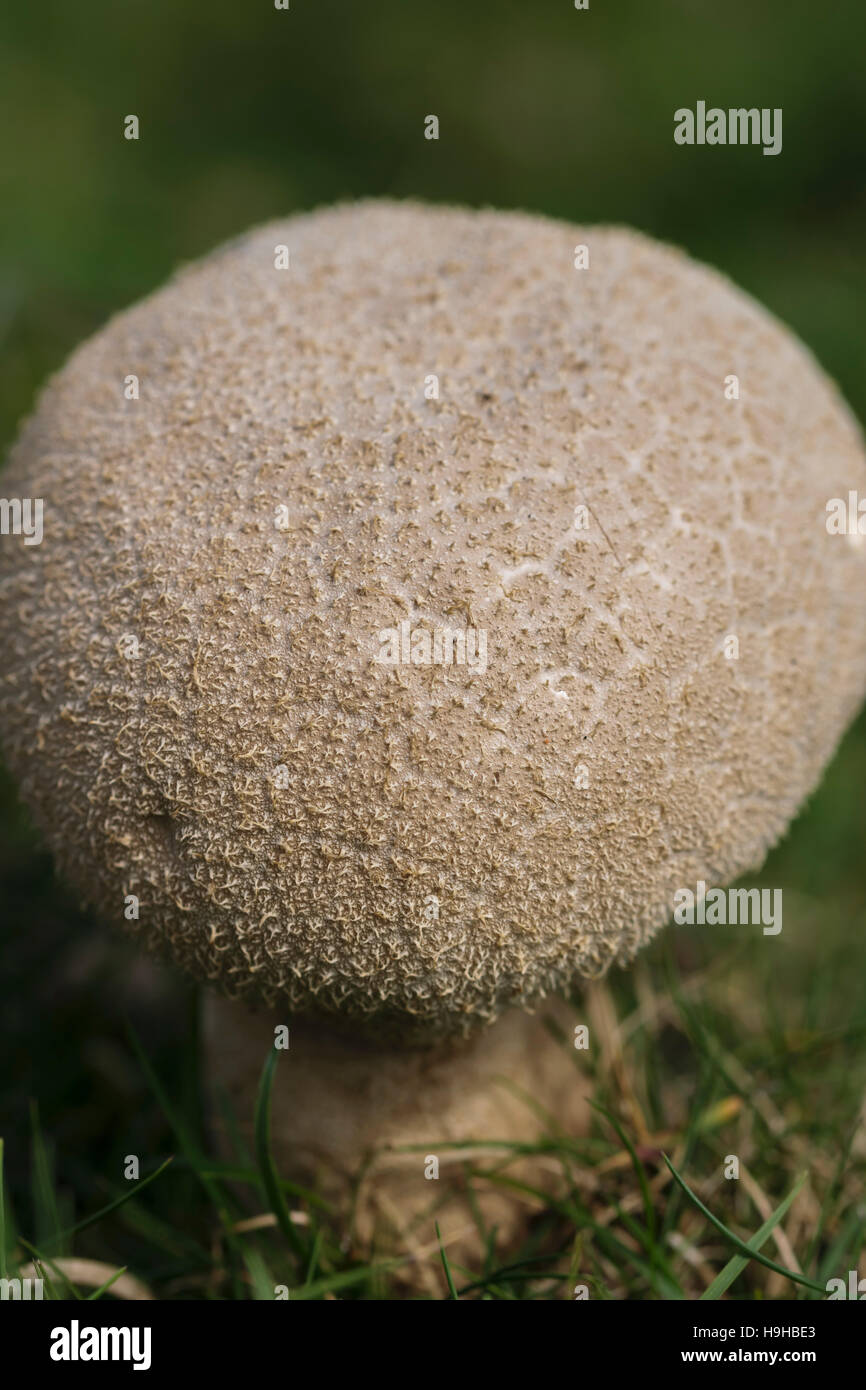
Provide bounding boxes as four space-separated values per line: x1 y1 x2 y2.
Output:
2 200 866 1037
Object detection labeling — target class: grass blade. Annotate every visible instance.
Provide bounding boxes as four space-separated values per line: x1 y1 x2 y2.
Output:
30 1101 60 1251
663 1157 825 1294
254 1046 307 1263
45 1156 174 1250
435 1220 459 1299
700 1172 808 1299
591 1100 657 1245
87 1266 128 1300
0 1138 6 1279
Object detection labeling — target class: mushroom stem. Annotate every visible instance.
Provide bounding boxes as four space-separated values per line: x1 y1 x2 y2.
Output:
203 993 591 1268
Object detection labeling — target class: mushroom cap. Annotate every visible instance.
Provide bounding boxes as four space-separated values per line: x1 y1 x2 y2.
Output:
2 200 866 1037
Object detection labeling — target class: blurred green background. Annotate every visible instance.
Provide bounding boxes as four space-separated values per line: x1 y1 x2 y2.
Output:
1 0 866 1296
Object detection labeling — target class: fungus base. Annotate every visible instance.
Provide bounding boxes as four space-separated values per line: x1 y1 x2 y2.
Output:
204 994 592 1283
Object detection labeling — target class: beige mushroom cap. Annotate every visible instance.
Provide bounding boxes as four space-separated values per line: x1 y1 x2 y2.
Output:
2 200 866 1037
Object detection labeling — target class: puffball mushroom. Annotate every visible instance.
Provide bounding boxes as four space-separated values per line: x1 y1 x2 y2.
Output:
2 200 866 1259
